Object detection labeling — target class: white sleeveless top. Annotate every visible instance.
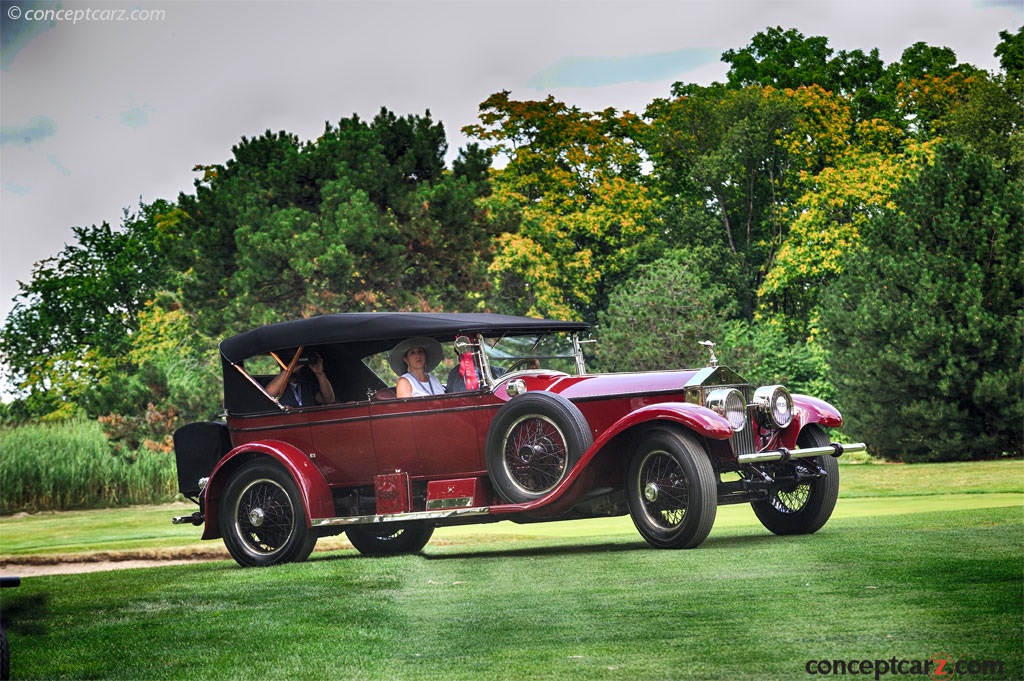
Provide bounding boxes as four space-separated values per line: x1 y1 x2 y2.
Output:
401 372 444 397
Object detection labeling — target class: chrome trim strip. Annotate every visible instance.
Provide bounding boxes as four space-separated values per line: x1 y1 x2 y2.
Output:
311 506 491 527
229 401 499 432
426 496 475 510
369 402 494 420
228 421 317 434
737 442 867 465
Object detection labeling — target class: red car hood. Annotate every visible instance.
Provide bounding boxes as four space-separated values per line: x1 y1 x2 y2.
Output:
495 368 716 401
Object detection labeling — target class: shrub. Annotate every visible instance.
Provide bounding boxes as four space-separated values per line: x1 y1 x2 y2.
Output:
715 319 838 406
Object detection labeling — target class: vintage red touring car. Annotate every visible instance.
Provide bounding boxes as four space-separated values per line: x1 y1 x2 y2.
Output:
172 312 865 567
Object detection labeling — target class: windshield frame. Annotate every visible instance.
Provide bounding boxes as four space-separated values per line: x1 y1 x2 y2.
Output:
475 331 587 388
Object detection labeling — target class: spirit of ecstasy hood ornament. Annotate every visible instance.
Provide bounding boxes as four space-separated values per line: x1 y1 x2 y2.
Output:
699 340 718 368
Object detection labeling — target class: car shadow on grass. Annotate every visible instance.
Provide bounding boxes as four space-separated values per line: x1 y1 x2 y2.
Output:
1 590 48 637
419 540 648 561
305 531 788 563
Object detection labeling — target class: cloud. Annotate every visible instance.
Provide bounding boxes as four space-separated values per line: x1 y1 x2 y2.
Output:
0 115 57 147
527 47 721 90
47 154 71 176
119 102 156 129
3 180 32 196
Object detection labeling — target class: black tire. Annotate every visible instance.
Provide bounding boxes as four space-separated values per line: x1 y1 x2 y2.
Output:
751 424 840 536
346 522 434 556
626 427 718 549
219 460 317 567
485 392 593 503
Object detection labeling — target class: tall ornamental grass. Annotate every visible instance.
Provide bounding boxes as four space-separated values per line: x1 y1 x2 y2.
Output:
0 419 177 515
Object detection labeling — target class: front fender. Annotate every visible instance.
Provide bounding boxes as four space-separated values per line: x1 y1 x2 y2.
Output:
773 394 844 449
593 402 735 450
792 394 843 429
201 440 334 540
489 401 732 518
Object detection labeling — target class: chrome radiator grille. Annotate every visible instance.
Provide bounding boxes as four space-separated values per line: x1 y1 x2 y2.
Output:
702 383 755 456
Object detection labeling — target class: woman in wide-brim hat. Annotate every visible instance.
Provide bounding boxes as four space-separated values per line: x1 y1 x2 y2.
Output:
391 336 445 397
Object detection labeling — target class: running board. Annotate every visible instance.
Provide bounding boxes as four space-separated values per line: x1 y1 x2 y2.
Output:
311 505 491 528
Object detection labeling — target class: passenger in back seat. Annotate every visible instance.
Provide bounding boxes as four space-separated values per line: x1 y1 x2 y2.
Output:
267 352 336 407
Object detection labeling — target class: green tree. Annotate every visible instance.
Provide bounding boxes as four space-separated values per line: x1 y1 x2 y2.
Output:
465 91 660 321
722 26 887 121
760 127 937 327
940 27 1024 178
0 202 175 418
97 296 222 452
716 319 837 405
820 143 1023 461
171 129 310 333
644 84 803 319
593 249 736 371
995 26 1024 77
171 109 493 333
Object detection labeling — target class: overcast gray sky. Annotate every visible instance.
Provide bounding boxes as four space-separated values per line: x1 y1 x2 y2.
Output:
1 0 1020 334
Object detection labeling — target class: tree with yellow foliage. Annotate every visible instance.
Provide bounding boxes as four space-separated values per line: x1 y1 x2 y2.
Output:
465 91 660 320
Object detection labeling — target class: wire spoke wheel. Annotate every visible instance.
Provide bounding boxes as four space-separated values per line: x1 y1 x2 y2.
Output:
751 424 840 536
770 479 812 514
233 477 296 554
219 461 316 567
486 392 592 504
346 522 434 556
502 414 569 496
636 450 690 529
626 428 716 549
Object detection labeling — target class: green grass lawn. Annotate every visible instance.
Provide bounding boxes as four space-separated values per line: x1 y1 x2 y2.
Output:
1 459 1019 560
1 459 1021 680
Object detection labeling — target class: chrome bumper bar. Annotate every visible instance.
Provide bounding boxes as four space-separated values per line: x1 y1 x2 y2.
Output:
736 442 866 465
172 511 205 526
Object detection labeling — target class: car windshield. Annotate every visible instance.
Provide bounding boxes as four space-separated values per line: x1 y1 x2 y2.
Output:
484 333 581 376
358 332 585 392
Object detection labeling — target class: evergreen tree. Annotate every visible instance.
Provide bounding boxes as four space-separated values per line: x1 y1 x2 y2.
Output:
170 109 493 335
593 248 736 371
821 143 1022 461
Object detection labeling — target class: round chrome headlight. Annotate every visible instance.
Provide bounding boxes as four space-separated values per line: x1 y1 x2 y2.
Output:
705 388 747 432
753 385 794 429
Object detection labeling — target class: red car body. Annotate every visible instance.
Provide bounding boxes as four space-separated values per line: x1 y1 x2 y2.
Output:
173 312 864 567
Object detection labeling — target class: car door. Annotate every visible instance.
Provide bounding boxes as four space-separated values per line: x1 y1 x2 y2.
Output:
368 391 487 478
306 402 377 486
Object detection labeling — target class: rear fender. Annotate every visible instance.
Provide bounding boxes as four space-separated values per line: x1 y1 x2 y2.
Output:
201 440 334 540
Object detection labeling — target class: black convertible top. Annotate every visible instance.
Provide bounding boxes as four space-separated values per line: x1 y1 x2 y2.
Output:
219 312 589 364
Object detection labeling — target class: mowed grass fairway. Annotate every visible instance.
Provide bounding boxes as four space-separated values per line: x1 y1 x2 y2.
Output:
1 460 1021 680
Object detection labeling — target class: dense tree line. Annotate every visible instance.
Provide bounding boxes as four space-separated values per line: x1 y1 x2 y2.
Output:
2 27 1020 463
